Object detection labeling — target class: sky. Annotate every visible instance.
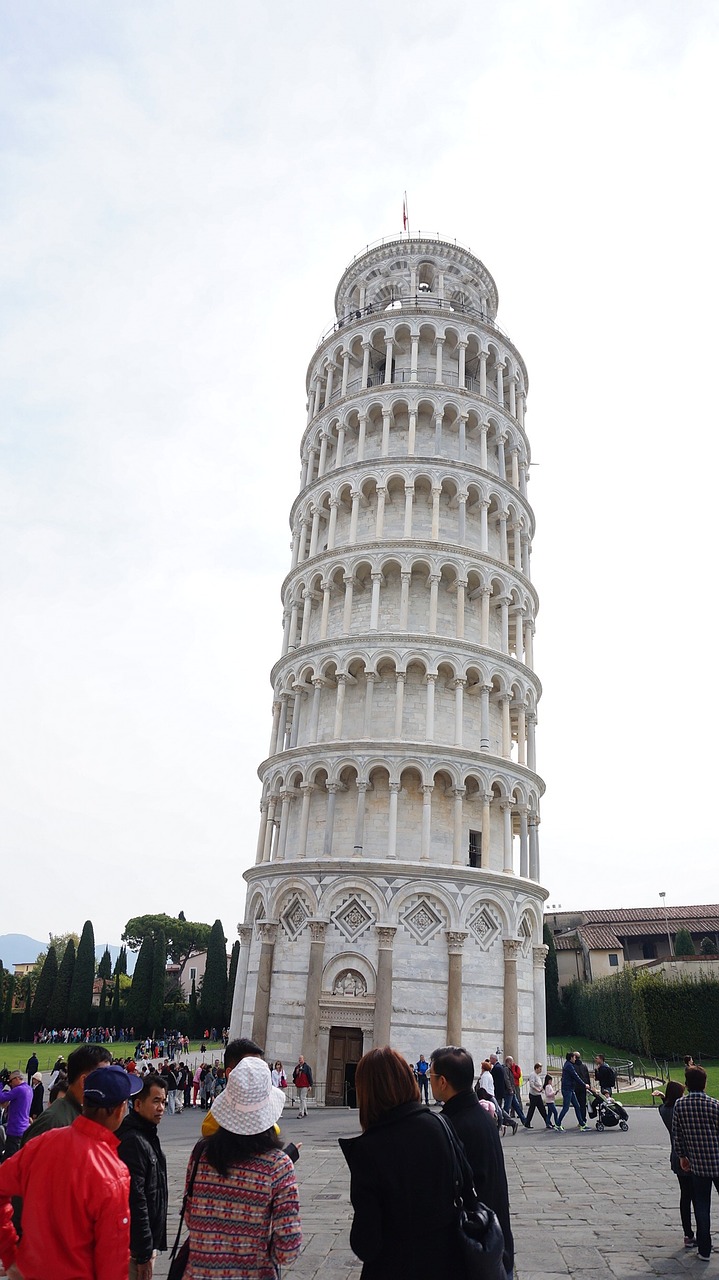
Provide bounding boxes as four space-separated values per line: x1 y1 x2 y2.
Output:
2 0 718 950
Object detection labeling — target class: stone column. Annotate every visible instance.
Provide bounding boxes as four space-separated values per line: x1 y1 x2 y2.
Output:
384 337 394 385
479 350 488 397
518 806 529 878
533 945 549 1067
496 361 505 407
399 572 411 629
480 589 490 645
435 336 444 384
333 674 347 739
420 784 433 861
479 423 488 469
353 780 368 854
410 335 419 381
342 574 355 633
370 572 382 631
262 797 277 863
393 671 405 738
361 341 371 387
357 414 367 461
452 788 465 865
276 790 292 861
228 925 254 1040
456 578 466 639
323 783 340 857
375 485 386 539
527 713 537 771
340 355 350 399
387 783 400 859
308 505 321 558
251 922 278 1049
375 927 397 1046
327 499 339 550
318 428 329 473
500 694 511 758
381 409 391 455
301 921 328 1068
319 580 331 639
269 700 282 755
298 783 314 858
336 422 346 466
428 575 440 631
349 491 360 542
482 792 492 861
457 492 467 543
363 672 376 737
480 684 491 750
457 340 467 389
424 673 436 741
431 486 441 539
446 932 468 1045
502 938 522 1059
403 484 414 537
453 679 465 747
434 412 443 454
408 409 417 454
529 816 540 881
255 800 268 865
496 435 506 480
501 800 514 873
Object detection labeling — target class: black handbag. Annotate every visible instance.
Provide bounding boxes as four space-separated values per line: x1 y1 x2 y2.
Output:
167 1141 205 1280
435 1113 507 1280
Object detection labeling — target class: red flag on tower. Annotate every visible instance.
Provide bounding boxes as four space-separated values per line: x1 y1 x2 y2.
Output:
402 192 408 232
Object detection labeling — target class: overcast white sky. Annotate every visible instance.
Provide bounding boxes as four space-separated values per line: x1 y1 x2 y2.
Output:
2 0 718 948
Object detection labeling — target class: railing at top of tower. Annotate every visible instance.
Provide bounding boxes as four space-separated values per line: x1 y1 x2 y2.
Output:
342 231 478 268
316 295 513 351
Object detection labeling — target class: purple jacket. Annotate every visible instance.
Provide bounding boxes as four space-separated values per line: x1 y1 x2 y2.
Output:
2 1082 33 1137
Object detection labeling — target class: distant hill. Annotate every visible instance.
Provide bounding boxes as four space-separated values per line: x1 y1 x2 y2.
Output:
0 935 136 974
0 934 45 967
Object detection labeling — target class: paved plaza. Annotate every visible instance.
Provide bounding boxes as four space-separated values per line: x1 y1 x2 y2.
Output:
153 1102 708 1280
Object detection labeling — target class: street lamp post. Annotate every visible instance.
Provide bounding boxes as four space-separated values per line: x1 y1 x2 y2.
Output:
659 891 674 957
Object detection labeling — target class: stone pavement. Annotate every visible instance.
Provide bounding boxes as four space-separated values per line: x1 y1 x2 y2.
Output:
154 1102 705 1279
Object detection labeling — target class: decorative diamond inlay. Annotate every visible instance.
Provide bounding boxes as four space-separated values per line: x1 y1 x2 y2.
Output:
468 905 502 951
519 915 533 957
401 897 443 944
280 895 310 940
332 895 373 941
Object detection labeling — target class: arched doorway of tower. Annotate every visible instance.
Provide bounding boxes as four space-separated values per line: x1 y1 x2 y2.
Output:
317 951 376 1105
327 1025 363 1106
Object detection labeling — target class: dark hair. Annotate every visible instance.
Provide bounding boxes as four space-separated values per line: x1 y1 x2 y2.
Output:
83 1101 120 1121
663 1080 685 1106
205 1126 281 1177
67 1045 113 1084
686 1066 707 1092
684 1055 694 1067
355 1047 419 1131
224 1038 264 1072
430 1046 474 1092
49 1073 69 1104
137 1074 168 1101
543 1074 553 1088
475 1084 493 1102
565 1051 575 1062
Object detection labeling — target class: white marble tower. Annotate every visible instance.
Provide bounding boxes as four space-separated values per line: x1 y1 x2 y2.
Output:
230 236 547 1099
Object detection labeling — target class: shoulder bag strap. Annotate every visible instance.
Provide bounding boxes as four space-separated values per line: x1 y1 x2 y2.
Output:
435 1112 478 1210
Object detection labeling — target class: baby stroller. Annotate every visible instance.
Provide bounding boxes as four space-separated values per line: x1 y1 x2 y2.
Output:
588 1089 629 1132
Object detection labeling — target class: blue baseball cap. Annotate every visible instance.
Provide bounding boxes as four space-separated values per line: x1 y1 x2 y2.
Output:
84 1065 143 1106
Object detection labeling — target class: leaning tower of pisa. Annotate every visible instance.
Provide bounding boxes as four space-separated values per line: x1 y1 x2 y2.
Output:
230 236 547 1100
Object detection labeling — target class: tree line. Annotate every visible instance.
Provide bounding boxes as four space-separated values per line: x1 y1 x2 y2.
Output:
0 912 240 1041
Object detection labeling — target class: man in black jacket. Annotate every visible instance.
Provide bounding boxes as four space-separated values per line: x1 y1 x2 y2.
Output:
117 1074 169 1280
430 1046 515 1279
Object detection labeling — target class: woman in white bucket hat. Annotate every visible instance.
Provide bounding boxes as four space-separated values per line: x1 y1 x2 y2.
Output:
183 1057 301 1279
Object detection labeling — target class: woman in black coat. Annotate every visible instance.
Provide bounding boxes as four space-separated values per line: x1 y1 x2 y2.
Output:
658 1079 696 1247
339 1047 470 1280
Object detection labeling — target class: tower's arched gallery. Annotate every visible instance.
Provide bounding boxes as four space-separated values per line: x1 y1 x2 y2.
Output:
230 236 548 1100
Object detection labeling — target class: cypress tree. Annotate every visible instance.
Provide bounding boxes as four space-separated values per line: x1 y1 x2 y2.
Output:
113 945 128 977
46 938 75 1028
97 947 112 980
68 920 96 1027
543 922 564 1035
1 975 15 1041
225 940 240 1026
675 929 696 957
31 944 59 1033
148 929 167 1036
189 977 198 1038
125 935 154 1035
111 976 123 1029
199 920 227 1032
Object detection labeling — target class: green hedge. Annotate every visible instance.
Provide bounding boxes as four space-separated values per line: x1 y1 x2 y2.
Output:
563 967 719 1057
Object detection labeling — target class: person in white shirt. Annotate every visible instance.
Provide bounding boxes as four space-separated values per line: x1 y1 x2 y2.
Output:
526 1062 553 1130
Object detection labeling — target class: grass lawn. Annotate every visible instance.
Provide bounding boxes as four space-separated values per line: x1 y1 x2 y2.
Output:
0 1041 224 1073
548 1038 719 1105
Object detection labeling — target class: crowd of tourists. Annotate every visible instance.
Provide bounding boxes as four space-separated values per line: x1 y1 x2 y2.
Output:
2 1037 719 1276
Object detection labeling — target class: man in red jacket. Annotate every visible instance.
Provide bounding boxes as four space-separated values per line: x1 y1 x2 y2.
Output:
0 1064 142 1280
